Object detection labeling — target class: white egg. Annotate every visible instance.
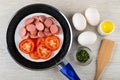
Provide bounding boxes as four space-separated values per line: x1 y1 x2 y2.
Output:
85 8 100 26
72 13 87 31
78 31 97 46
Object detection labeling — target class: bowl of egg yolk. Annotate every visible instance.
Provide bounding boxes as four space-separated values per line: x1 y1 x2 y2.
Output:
98 20 115 36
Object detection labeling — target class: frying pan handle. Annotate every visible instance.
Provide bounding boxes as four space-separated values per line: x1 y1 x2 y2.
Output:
58 61 80 80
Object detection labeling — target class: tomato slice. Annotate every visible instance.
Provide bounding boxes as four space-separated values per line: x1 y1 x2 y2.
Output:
29 51 41 60
19 39 34 54
37 37 45 46
37 44 52 59
44 36 60 51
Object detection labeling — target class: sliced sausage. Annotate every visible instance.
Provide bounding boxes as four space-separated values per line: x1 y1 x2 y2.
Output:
38 31 45 38
30 30 38 38
44 18 53 27
25 18 34 25
39 15 46 22
34 16 39 22
22 32 30 40
19 27 26 37
44 31 52 36
50 24 59 34
30 30 37 35
35 22 44 31
26 24 36 32
44 28 50 33
47 17 55 23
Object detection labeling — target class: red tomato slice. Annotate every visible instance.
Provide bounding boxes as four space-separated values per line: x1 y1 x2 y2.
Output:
19 39 34 54
29 51 41 60
37 44 52 59
37 37 45 46
44 36 60 51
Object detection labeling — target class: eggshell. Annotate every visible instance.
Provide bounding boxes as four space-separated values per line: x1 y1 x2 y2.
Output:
78 31 97 46
85 8 100 26
72 13 87 31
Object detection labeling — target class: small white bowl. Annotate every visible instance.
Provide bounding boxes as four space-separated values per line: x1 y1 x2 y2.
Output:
98 20 115 36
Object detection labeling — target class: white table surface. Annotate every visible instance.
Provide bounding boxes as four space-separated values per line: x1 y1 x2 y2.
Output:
0 0 120 80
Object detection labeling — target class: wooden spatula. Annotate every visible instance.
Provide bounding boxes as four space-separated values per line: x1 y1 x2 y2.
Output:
95 39 115 80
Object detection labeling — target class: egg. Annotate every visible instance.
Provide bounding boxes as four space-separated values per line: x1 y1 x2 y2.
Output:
72 13 87 31
78 31 97 46
85 8 100 26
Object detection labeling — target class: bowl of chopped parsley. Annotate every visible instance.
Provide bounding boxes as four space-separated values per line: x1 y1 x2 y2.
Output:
75 46 93 66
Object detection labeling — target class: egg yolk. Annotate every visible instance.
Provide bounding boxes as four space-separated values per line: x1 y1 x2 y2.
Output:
101 21 114 33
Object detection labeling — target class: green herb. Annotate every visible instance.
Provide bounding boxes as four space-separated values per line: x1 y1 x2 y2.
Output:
76 50 90 63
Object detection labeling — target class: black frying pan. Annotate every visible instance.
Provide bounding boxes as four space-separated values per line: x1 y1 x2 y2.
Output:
6 4 80 80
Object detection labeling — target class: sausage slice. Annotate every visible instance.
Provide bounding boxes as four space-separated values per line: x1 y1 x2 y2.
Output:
25 18 34 25
47 17 55 23
19 27 26 37
50 24 59 34
38 31 45 38
39 15 46 22
26 24 36 32
44 18 53 27
35 22 44 31
30 30 37 35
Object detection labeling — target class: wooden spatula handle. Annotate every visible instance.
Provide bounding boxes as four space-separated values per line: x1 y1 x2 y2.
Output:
95 39 115 80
